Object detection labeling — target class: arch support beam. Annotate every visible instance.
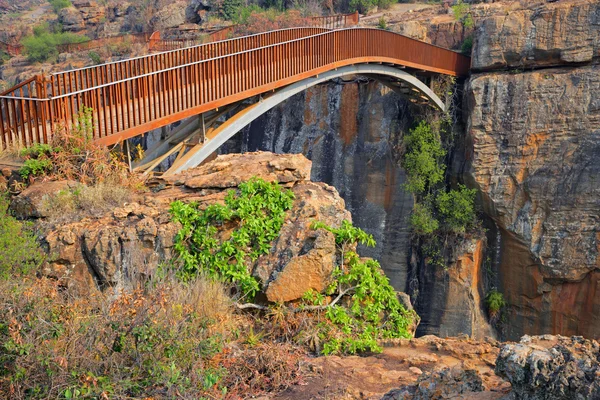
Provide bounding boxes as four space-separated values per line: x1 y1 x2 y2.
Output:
165 64 445 176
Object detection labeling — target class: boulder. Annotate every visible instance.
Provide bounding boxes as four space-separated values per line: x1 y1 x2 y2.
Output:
255 181 351 302
39 152 348 298
10 180 78 219
58 7 86 33
495 335 600 399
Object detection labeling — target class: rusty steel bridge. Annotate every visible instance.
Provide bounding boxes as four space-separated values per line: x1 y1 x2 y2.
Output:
0 25 470 174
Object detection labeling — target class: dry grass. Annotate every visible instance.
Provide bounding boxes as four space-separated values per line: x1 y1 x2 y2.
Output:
40 181 134 222
0 273 307 399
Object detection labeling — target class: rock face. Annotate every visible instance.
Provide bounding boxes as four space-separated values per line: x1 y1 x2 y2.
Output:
414 237 495 339
466 51 600 338
495 335 600 399
38 152 348 300
472 0 600 71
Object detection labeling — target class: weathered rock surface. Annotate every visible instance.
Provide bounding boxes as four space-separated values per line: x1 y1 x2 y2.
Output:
10 180 78 219
465 65 600 338
472 0 600 71
38 152 347 299
413 237 495 339
495 335 600 399
58 7 86 33
257 182 350 302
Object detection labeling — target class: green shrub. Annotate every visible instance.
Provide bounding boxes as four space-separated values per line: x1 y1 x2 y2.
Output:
88 50 102 65
435 184 477 233
461 36 473 55
21 23 87 62
0 194 44 279
349 0 374 14
170 177 295 298
308 221 417 355
49 0 73 13
377 16 388 30
221 0 245 20
19 158 53 180
376 0 395 10
452 0 474 28
402 121 446 194
409 202 439 235
485 290 506 316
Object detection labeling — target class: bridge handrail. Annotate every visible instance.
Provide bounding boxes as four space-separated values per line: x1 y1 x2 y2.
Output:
52 27 469 98
46 27 331 97
0 28 470 149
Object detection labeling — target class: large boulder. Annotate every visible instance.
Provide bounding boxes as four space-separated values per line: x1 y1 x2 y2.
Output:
495 335 600 399
40 152 348 299
10 180 78 219
58 7 86 33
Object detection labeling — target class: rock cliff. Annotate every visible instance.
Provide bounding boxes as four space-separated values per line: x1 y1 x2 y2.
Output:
465 0 600 339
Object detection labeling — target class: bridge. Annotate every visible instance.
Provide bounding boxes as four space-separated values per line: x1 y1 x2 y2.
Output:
0 27 470 175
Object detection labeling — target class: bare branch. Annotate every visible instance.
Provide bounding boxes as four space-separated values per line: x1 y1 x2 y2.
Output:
294 286 357 312
235 302 268 310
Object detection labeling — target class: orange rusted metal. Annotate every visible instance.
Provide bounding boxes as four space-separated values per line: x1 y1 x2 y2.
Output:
0 41 23 56
0 28 470 149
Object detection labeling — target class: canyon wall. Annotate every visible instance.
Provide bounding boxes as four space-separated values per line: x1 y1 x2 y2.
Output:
465 0 600 339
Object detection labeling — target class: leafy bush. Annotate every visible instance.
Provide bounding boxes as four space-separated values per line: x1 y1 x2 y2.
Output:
349 0 374 14
452 0 474 28
19 158 53 180
49 0 72 13
461 36 473 55
377 16 388 30
435 184 477 233
18 106 139 188
402 120 446 194
170 177 295 298
485 289 506 317
0 194 44 280
88 50 102 65
308 221 417 355
221 0 245 20
409 202 439 235
21 23 87 62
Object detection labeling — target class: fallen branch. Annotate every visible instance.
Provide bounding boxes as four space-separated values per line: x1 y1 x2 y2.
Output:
294 286 357 312
234 286 357 313
235 302 268 310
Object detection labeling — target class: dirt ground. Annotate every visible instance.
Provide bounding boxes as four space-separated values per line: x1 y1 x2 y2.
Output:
274 336 511 399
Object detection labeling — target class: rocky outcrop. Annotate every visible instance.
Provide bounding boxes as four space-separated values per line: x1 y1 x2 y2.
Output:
38 152 348 300
58 7 86 33
10 180 78 219
495 335 600 399
472 0 600 71
414 237 495 339
383 366 487 400
466 64 600 339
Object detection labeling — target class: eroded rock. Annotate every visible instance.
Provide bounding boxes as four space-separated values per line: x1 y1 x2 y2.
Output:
40 152 347 298
495 335 600 399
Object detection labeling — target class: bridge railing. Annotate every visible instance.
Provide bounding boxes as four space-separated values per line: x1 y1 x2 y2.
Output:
0 28 470 149
48 28 329 97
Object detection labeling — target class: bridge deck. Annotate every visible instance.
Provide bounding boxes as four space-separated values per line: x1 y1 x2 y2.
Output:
0 28 470 149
